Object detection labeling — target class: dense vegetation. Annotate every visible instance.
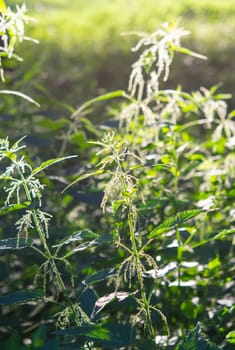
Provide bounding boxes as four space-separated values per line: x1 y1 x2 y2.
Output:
0 1 234 349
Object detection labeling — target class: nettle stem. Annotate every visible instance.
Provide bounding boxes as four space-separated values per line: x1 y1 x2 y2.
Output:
16 161 87 328
127 200 156 344
176 225 182 289
17 163 66 291
114 152 156 346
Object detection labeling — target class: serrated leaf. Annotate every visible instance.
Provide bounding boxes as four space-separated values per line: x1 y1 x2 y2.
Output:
53 229 98 248
175 209 204 224
0 237 33 250
148 226 175 239
93 291 130 316
148 209 204 238
0 289 44 305
31 155 77 177
76 234 113 251
174 323 219 350
62 234 114 258
56 323 136 348
85 268 117 285
0 201 31 216
94 234 114 245
213 229 235 240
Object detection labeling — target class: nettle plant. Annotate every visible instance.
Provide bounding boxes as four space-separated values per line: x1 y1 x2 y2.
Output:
0 7 234 350
61 22 234 348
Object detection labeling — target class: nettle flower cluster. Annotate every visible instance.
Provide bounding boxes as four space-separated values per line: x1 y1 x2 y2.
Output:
0 137 51 241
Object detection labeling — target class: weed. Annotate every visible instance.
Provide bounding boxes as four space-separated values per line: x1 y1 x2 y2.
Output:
0 3 234 349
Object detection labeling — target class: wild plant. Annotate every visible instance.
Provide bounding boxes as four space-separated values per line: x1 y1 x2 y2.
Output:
1 8 234 348
0 137 71 290
62 21 235 348
0 136 101 348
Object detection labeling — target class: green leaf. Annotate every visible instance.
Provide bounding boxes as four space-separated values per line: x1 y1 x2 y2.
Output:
213 229 235 240
229 110 235 117
147 225 176 239
93 291 130 316
148 209 204 238
4 330 20 350
208 256 221 270
53 229 99 248
72 90 126 118
175 210 204 225
174 323 219 350
0 201 31 216
0 237 33 250
85 268 117 285
62 169 104 192
56 323 136 348
36 117 69 131
112 200 125 213
31 155 77 177
62 234 114 259
0 289 44 305
171 45 207 60
180 301 198 320
96 233 114 244
70 131 88 150
0 90 40 107
214 93 232 100
226 330 235 344
32 325 46 348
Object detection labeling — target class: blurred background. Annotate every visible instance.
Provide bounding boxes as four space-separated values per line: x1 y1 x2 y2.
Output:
5 0 235 110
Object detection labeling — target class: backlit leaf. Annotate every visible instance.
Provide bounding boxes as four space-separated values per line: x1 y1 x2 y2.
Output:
56 323 136 348
0 90 40 106
171 45 207 60
62 169 104 192
0 289 44 305
31 155 77 177
0 201 31 216
72 90 126 119
93 291 130 316
148 209 204 238
213 229 235 240
62 234 114 258
0 237 33 250
85 268 117 285
53 229 99 248
226 330 235 344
